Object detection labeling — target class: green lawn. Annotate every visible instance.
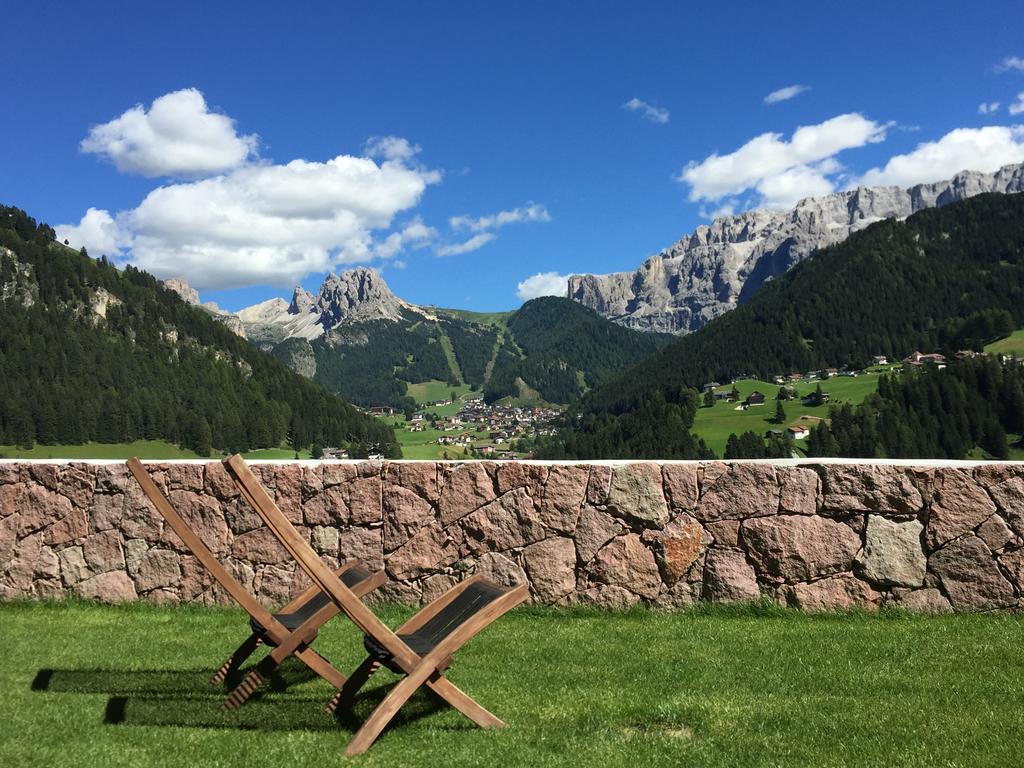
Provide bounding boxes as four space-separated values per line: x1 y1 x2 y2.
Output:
693 371 891 456
405 379 472 405
0 441 310 461
0 440 203 460
377 415 494 460
984 329 1024 357
3 601 1023 767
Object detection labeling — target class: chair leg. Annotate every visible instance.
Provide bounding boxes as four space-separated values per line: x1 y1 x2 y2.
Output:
223 643 348 710
326 656 381 713
426 672 505 729
210 633 261 684
346 664 435 757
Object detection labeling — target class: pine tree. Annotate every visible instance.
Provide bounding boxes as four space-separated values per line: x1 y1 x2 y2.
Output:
774 400 787 424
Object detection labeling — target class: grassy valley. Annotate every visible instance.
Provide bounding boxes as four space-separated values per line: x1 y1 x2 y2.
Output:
275 295 671 413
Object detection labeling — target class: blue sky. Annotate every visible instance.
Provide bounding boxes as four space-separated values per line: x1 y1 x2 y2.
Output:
3 1 1024 311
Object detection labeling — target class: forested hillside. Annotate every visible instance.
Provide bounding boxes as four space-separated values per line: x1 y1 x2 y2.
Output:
276 296 670 410
482 297 673 404
806 356 1024 459
542 193 1024 458
0 205 399 457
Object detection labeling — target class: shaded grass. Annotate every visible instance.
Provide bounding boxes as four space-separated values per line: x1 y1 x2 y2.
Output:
3 600 1024 766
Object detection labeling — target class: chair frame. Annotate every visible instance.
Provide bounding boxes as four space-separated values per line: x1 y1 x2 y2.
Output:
126 458 386 709
223 454 528 756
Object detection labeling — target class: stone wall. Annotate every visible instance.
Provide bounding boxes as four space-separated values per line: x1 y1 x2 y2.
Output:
2 460 1023 612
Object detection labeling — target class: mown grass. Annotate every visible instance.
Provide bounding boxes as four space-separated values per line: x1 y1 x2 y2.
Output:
0 441 310 461
985 329 1024 357
4 600 1023 767
0 440 203 460
692 371 892 456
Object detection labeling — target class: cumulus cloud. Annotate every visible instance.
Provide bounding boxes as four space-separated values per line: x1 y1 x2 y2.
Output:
763 84 810 104
61 146 441 289
516 272 570 301
678 113 887 208
55 207 131 255
449 202 551 232
436 233 496 257
1010 94 1024 116
996 56 1024 73
374 217 437 259
80 88 258 177
978 101 1001 115
622 97 670 124
852 125 1024 188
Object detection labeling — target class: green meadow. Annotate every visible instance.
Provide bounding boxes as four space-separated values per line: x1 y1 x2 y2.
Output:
692 369 893 457
984 329 1024 357
4 600 1024 768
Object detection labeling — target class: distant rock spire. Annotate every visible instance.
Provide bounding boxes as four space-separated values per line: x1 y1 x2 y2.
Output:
288 285 315 314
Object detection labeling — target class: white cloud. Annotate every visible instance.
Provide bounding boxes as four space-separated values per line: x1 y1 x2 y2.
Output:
622 97 670 124
373 217 437 259
763 84 810 105
852 125 1024 188
436 233 496 257
678 113 887 208
698 201 737 220
516 272 570 301
449 202 551 232
61 145 440 290
80 88 258 177
978 101 1001 115
55 207 131 255
1010 94 1024 116
437 201 551 256
364 135 421 162
996 56 1024 73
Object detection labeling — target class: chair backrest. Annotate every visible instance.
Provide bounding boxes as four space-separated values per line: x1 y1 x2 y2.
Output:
222 455 418 667
126 458 277 628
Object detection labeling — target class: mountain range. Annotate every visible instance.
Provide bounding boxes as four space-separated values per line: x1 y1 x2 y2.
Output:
568 163 1024 334
173 269 672 410
544 192 1024 459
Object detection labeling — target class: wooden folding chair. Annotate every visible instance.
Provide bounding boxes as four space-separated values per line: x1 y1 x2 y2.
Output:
223 454 529 756
126 458 386 709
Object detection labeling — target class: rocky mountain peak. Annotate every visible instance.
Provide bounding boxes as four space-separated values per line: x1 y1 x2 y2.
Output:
163 278 200 305
238 267 408 348
569 162 1024 334
313 267 403 326
288 285 315 314
161 277 246 338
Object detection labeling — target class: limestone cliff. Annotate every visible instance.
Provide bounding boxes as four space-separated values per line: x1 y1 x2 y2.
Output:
568 163 1024 333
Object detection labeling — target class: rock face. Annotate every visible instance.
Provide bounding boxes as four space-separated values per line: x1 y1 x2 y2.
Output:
2 460 1022 612
568 163 1024 333
238 268 409 346
161 278 247 338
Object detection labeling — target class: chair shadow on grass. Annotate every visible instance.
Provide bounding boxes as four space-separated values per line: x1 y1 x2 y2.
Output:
32 661 448 735
32 657 315 697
